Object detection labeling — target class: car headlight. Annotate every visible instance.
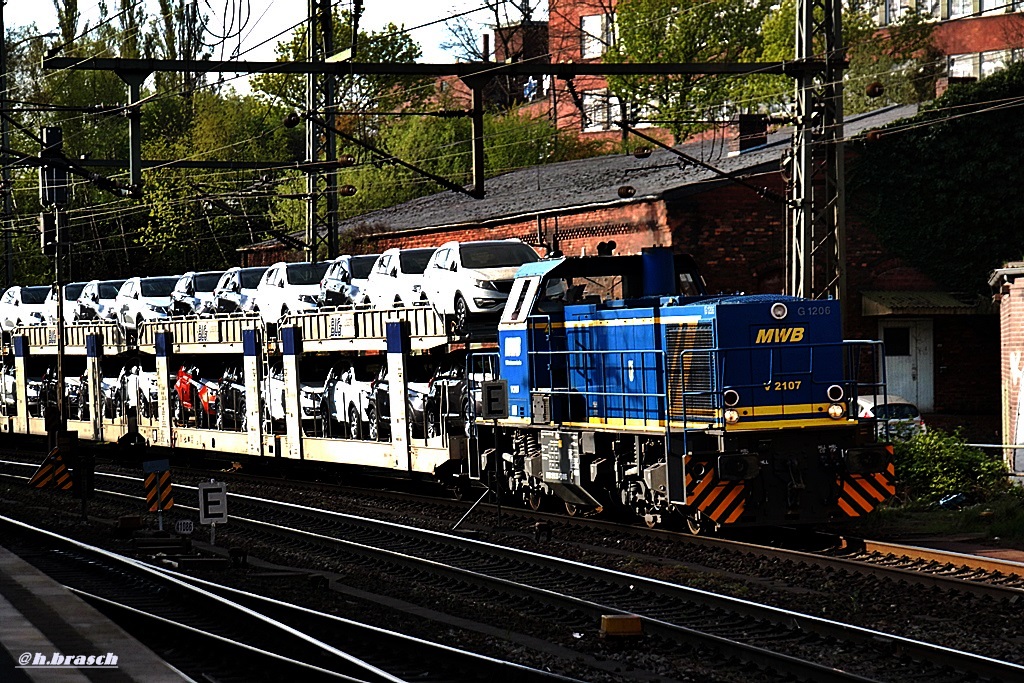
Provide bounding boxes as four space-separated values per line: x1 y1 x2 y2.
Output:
299 294 318 305
474 279 498 291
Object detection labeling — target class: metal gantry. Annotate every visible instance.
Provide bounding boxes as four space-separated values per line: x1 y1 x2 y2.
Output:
305 0 338 263
790 0 846 302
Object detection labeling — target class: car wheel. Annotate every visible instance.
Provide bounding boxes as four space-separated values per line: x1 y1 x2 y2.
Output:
347 404 361 440
171 394 184 426
367 402 379 441
408 402 424 438
454 295 469 334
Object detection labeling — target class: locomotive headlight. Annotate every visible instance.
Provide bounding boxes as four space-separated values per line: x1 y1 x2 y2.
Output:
827 403 845 419
770 302 788 320
723 389 740 407
724 409 740 424
827 384 844 402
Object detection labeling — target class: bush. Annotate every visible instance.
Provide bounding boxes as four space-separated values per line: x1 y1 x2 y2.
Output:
892 429 1010 504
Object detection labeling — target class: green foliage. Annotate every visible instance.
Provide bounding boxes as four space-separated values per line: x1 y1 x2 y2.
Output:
892 430 1009 503
754 0 939 116
849 61 1024 292
251 10 428 115
332 108 605 221
606 0 772 141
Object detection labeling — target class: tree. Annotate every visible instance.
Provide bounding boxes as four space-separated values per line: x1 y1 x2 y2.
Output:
605 0 773 141
849 61 1024 292
756 0 940 116
251 10 428 116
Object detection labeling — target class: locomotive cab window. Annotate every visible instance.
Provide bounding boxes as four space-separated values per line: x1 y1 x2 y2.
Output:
502 276 542 324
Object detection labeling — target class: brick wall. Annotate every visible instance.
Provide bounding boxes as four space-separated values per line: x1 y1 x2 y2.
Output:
996 271 1024 471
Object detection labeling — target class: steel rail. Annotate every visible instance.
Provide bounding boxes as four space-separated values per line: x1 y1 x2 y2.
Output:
3 458 1023 602
16 461 1014 683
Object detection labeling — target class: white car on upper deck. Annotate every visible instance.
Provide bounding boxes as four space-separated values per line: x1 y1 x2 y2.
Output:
420 239 542 331
251 261 330 327
365 247 436 308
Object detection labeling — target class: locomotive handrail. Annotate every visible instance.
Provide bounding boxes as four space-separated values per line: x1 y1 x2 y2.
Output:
525 346 669 429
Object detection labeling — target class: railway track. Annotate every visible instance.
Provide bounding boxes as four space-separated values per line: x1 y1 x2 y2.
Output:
4 461 1021 682
0 514 581 683
4 454 1024 603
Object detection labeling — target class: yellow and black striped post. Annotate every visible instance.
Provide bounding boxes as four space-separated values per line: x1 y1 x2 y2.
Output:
27 447 73 492
144 470 174 530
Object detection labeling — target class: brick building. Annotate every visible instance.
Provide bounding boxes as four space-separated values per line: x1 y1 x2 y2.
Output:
241 103 1000 439
989 263 1024 477
477 2 1024 142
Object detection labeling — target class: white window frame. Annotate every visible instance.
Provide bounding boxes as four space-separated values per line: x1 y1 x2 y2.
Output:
580 13 615 59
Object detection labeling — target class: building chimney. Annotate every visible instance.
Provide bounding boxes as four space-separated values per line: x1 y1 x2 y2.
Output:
731 114 768 154
482 33 490 62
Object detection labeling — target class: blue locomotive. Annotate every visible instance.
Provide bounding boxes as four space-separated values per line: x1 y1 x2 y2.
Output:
482 247 894 531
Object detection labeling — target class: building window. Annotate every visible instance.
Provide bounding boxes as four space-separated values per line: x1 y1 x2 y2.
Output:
981 50 1008 78
580 13 614 59
581 89 620 131
948 53 978 78
948 0 972 18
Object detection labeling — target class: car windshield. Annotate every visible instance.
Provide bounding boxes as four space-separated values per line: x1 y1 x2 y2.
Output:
140 277 179 297
21 286 49 304
100 281 126 299
874 403 920 420
64 283 86 300
240 268 267 289
351 255 378 280
195 273 222 292
286 262 330 285
399 249 435 274
460 242 539 269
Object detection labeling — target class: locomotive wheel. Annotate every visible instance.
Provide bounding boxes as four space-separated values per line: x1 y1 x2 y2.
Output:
527 490 544 511
644 514 660 529
685 513 703 535
347 404 361 439
564 501 579 517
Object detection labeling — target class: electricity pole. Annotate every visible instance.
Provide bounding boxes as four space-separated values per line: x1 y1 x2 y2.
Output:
790 0 846 303
39 126 68 439
305 0 338 263
1 4 13 288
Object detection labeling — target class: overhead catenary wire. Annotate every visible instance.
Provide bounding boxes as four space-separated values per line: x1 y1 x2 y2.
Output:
3 1 1016 266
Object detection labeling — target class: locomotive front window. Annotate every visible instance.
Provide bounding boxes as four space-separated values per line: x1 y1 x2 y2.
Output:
502 276 541 324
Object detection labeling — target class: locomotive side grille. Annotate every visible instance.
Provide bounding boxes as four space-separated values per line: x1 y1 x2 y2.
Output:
666 322 715 418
